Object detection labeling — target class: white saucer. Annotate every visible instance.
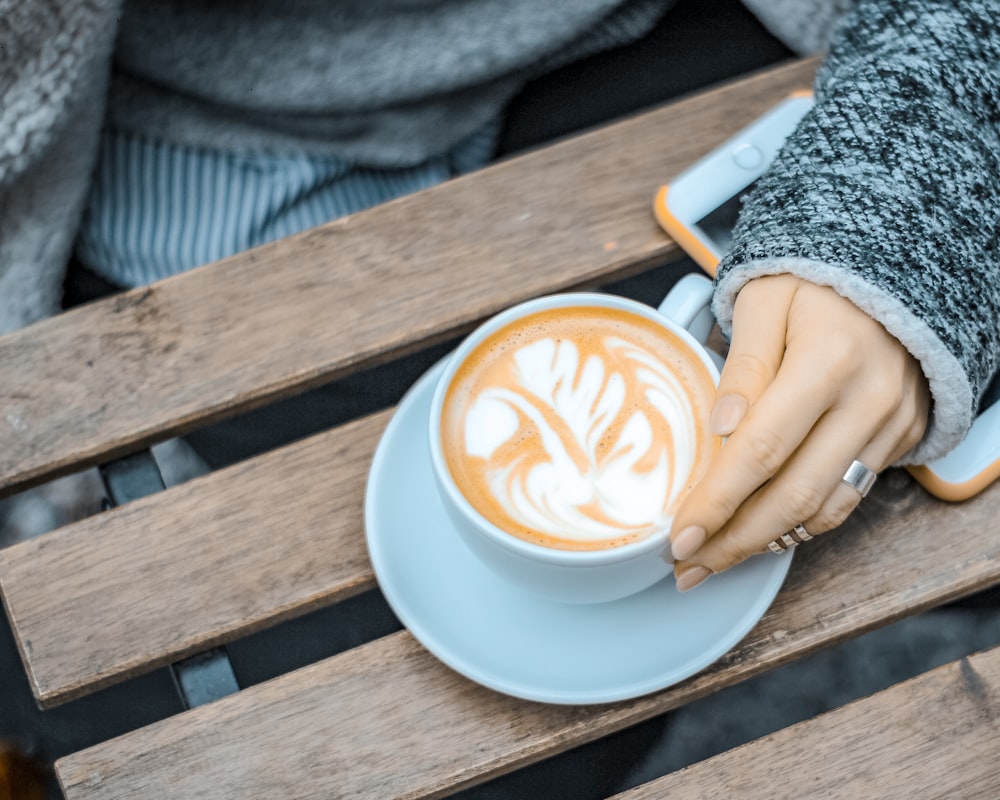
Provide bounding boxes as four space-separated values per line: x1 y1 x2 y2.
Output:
365 359 792 705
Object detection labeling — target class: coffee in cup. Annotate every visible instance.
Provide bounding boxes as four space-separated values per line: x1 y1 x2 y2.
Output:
439 304 718 553
429 277 721 603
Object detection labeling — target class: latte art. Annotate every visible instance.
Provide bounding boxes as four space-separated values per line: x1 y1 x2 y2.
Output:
441 306 718 551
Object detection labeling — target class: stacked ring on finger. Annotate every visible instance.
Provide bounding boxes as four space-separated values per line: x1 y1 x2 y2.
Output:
767 523 812 553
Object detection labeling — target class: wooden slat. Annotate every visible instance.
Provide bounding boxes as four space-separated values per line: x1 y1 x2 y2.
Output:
2 387 998 711
0 57 818 498
0 410 389 708
2 383 994 714
53 471 1000 799
611 645 1000 800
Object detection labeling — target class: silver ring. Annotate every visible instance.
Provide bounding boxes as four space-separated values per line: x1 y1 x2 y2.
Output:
788 523 813 543
842 460 878 498
768 523 812 553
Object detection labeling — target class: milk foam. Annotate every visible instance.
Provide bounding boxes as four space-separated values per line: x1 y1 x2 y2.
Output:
443 307 716 550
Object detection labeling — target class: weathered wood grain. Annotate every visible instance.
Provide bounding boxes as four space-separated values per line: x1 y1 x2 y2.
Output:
0 58 818 498
53 468 1000 799
0 410 389 707
611 645 1000 800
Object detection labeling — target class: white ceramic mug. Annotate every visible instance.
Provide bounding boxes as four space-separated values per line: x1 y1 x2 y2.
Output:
428 274 720 604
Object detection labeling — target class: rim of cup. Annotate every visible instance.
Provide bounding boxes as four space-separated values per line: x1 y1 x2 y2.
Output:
428 291 721 568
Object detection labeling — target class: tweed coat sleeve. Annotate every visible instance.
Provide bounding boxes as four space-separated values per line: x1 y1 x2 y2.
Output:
714 0 1000 464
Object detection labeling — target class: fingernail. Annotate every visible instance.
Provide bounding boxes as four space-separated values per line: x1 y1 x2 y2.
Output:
671 525 707 561
710 394 748 436
675 565 713 593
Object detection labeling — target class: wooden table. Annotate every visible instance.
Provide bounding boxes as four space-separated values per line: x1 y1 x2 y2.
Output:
2 57 1000 799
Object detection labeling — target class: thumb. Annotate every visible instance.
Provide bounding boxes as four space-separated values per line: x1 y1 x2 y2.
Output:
711 275 798 435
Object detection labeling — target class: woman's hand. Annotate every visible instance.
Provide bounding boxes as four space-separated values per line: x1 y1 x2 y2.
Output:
669 273 931 591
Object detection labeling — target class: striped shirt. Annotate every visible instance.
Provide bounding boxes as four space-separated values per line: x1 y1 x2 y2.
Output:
74 120 500 288
72 0 668 289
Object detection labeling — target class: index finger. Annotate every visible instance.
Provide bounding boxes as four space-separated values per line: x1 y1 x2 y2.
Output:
669 339 837 560
669 276 792 561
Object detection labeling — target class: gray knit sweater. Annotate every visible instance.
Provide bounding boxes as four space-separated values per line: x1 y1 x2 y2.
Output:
715 0 1000 463
0 0 120 332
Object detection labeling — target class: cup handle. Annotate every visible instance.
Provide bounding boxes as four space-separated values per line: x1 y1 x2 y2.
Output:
657 273 716 345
